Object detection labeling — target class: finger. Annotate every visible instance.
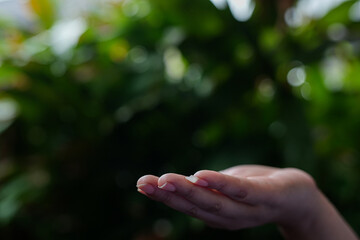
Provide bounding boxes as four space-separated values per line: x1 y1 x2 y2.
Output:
157 173 253 218
191 170 272 205
137 174 265 229
137 175 160 195
136 175 228 224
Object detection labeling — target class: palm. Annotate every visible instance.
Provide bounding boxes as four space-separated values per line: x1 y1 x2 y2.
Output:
223 165 320 227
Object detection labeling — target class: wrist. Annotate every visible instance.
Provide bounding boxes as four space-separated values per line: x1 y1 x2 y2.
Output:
278 190 358 240
277 188 325 239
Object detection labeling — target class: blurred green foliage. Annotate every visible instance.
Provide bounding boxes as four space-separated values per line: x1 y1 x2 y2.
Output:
0 0 360 239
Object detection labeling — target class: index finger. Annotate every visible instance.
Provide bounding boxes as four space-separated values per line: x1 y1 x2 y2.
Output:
188 170 273 205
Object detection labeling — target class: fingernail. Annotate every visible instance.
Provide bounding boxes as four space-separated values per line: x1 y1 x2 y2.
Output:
137 184 155 194
137 188 146 195
185 175 208 187
158 182 176 192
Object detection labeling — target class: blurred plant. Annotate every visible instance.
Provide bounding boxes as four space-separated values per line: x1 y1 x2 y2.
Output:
0 0 360 239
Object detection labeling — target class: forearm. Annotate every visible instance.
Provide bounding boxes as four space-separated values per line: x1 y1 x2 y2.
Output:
279 192 358 240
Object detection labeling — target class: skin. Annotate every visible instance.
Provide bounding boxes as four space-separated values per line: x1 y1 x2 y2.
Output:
137 165 358 240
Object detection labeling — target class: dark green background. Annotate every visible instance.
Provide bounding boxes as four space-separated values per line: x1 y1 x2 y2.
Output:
0 0 359 239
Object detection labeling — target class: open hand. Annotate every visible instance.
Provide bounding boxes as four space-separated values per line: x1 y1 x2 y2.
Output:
136 165 318 230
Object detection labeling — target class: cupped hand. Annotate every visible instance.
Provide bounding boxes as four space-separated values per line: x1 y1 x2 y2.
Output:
136 165 319 230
